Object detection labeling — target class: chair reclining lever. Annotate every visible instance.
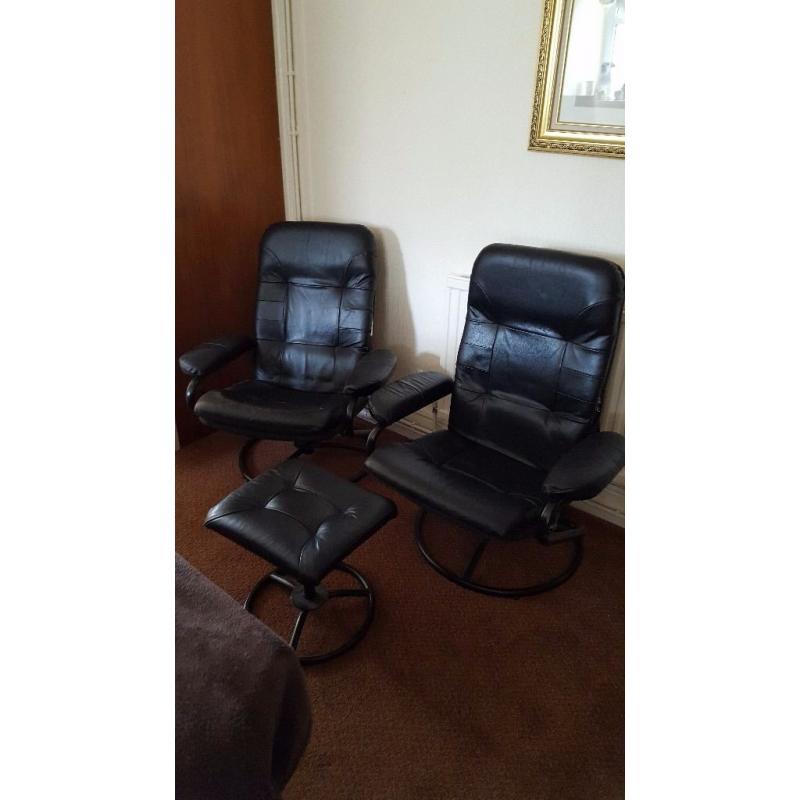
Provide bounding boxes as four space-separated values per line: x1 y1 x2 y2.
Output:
537 501 584 544
539 519 584 545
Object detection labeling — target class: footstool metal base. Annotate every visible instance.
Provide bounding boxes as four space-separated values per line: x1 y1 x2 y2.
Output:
205 459 395 667
244 563 375 665
237 424 388 484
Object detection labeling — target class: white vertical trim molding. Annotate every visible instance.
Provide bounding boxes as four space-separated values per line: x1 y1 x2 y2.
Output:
271 0 303 220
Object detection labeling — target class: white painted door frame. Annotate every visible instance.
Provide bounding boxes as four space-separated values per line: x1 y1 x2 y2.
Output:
271 0 303 221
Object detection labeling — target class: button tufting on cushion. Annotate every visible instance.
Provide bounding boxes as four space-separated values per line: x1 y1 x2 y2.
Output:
205 460 397 586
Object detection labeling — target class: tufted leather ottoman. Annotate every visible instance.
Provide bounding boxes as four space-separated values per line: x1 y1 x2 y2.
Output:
205 459 396 664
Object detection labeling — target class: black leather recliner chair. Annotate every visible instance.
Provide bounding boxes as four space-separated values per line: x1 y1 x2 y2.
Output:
179 222 397 478
364 243 624 597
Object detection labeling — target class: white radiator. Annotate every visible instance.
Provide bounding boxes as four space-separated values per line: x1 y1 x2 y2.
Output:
444 273 471 377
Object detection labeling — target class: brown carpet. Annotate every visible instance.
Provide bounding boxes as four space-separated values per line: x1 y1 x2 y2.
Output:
176 431 624 800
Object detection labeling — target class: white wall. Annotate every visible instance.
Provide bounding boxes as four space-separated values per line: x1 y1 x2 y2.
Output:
292 0 624 378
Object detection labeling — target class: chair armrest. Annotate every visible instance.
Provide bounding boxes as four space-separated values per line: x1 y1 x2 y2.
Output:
344 349 397 395
178 334 254 378
367 371 454 427
541 431 624 502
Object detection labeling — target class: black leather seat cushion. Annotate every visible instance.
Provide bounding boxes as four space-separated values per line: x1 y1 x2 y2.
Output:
365 430 547 538
205 461 397 586
194 381 351 441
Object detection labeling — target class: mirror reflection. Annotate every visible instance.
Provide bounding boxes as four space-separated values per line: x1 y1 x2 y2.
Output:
556 0 625 131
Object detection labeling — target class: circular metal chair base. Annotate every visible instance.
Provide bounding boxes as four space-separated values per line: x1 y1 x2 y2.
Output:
244 563 375 665
238 438 261 482
414 509 584 598
238 435 373 484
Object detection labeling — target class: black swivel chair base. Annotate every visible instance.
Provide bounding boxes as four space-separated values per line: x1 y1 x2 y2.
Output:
244 563 375 665
238 437 313 482
238 425 386 483
414 508 584 599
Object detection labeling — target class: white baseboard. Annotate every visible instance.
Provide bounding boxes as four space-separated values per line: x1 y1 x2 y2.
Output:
361 403 625 528
388 409 437 440
573 483 625 527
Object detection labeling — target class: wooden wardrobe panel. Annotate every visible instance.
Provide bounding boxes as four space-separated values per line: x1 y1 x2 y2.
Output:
175 0 285 444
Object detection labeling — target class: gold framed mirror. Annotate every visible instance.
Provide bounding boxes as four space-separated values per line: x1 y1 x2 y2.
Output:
529 0 625 158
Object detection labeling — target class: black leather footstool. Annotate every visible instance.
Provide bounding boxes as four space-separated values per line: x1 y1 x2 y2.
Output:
205 460 396 664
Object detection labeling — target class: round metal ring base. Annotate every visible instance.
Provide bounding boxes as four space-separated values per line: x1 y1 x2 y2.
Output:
238 437 260 481
244 563 375 665
238 435 370 484
414 509 584 598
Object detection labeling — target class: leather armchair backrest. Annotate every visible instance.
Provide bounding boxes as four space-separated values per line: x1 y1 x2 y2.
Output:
450 244 624 471
255 222 376 392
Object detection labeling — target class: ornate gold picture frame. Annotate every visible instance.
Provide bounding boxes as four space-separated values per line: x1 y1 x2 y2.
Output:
529 0 625 158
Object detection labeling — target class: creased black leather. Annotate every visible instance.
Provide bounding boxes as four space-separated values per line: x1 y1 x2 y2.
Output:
344 349 397 395
178 334 254 377
255 222 377 393
450 244 624 472
365 430 546 537
367 244 624 537
205 460 396 585
194 382 352 441
183 222 397 441
541 431 624 501
367 372 454 426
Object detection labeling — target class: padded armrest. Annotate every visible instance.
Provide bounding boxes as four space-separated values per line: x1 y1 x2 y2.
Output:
541 431 624 502
344 349 397 395
178 334 254 378
367 371 454 426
